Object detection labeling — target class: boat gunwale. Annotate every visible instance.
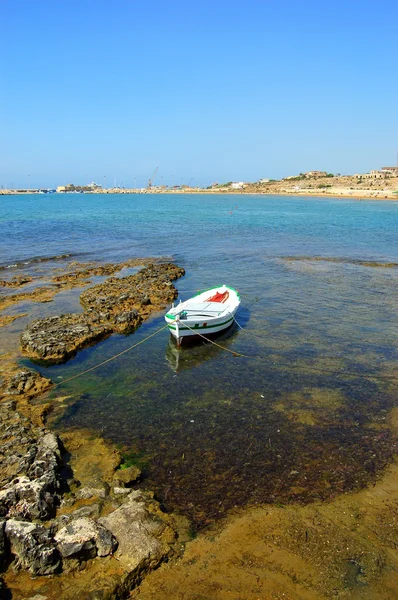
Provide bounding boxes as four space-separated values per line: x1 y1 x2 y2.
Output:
166 285 240 321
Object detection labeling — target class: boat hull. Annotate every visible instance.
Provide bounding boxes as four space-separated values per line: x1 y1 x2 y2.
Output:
164 285 240 344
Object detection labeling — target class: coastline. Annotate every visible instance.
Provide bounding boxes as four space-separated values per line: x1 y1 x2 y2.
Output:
1 239 397 596
2 173 398 203
2 189 398 201
0 259 189 598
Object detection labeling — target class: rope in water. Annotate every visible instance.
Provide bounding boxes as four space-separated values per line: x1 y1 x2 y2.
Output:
56 324 169 386
54 311 398 387
233 313 398 382
174 319 254 359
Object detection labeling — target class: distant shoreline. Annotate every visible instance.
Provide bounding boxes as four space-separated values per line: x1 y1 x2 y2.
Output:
1 189 397 201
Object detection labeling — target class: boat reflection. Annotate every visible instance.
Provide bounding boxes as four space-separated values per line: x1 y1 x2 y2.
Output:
165 321 239 373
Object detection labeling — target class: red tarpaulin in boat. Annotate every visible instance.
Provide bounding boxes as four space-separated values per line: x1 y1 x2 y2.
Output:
206 290 229 303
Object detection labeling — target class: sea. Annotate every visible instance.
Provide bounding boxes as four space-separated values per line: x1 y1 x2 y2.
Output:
1 192 398 528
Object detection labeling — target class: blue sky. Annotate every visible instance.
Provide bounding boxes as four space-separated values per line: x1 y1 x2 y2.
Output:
1 0 397 188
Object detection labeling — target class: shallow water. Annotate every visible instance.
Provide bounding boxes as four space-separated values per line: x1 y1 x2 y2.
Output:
3 193 398 527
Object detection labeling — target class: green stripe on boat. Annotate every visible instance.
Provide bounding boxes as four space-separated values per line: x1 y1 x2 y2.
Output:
167 316 234 332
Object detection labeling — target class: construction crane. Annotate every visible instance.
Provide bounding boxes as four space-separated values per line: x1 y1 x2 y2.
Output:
147 166 159 188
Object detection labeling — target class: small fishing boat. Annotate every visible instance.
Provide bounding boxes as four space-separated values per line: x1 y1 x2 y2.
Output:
165 285 240 345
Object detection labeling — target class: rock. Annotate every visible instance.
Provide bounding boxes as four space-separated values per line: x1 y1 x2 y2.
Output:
99 490 177 594
5 519 60 575
0 519 5 569
20 263 185 363
113 487 131 495
0 405 61 519
76 481 109 500
54 517 117 570
20 314 111 364
0 475 56 520
112 465 141 487
80 262 185 333
5 369 52 397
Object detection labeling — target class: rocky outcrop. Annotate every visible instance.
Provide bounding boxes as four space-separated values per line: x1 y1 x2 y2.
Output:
0 519 5 569
112 464 141 487
5 519 60 575
0 275 33 288
0 402 61 520
20 314 112 364
20 262 185 363
5 369 52 397
0 405 182 596
54 517 117 571
99 490 177 595
80 262 184 325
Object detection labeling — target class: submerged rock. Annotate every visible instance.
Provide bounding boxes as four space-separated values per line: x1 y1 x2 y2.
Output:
113 464 141 487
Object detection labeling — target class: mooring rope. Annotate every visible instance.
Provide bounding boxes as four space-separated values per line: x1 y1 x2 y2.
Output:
232 313 272 339
55 311 398 387
175 320 255 359
56 324 169 386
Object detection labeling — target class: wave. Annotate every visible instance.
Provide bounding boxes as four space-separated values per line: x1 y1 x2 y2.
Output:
282 256 398 268
0 253 79 271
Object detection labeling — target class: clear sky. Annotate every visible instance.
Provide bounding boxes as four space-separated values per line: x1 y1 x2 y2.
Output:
1 0 397 189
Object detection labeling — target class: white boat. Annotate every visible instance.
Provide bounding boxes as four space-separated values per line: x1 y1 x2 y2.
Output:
165 285 240 345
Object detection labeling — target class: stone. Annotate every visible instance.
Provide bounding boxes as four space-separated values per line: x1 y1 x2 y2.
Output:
0 519 5 570
99 490 176 594
54 517 117 567
5 369 52 397
75 482 109 500
20 314 111 364
5 519 60 575
112 465 141 487
0 408 61 520
113 487 131 495
20 263 185 364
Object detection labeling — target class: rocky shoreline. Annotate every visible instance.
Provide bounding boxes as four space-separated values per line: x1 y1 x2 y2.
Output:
0 260 187 598
1 256 398 599
20 262 184 364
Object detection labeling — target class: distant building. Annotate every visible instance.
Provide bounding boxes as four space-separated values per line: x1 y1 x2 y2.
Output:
258 178 270 184
231 182 245 189
381 166 398 175
362 170 388 179
86 182 102 190
305 171 328 178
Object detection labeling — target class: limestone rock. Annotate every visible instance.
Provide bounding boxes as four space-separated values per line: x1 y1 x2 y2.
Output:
20 314 111 364
0 519 5 570
20 263 185 364
54 517 117 569
99 490 176 594
113 464 141 487
5 519 60 575
5 369 52 397
0 405 61 519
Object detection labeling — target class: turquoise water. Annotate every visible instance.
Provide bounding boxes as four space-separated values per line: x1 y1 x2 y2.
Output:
2 193 398 527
